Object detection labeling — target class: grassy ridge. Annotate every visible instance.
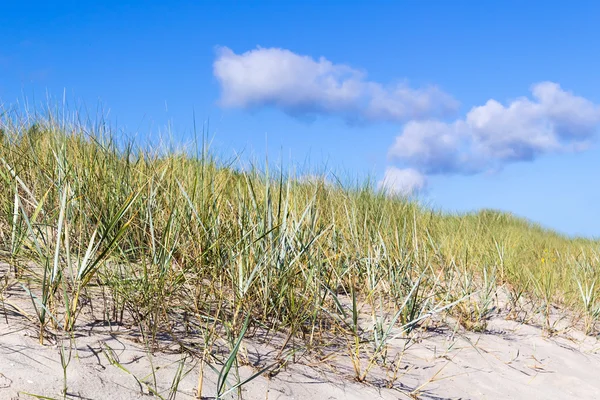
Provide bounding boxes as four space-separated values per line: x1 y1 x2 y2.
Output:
1 110 600 387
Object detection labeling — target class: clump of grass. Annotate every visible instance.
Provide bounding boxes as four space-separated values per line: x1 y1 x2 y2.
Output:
450 265 497 332
1 105 600 394
574 252 600 334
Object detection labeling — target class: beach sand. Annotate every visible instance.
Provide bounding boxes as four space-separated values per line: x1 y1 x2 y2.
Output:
2 283 600 400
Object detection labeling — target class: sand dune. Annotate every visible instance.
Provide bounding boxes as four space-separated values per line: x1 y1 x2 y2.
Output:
2 289 600 400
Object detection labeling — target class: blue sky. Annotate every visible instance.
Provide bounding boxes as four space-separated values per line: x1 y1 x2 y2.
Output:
2 1 600 237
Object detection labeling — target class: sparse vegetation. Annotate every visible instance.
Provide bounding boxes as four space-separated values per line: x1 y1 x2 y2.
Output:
1 106 600 398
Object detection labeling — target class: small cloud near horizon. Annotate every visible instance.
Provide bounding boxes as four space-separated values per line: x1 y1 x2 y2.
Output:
378 166 426 196
213 46 459 124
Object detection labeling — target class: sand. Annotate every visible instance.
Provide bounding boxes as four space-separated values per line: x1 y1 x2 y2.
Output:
2 283 600 399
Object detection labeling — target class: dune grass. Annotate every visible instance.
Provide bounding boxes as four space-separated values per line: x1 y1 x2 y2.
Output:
1 107 600 395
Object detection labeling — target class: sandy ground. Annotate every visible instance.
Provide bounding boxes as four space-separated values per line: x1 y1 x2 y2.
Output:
2 283 600 399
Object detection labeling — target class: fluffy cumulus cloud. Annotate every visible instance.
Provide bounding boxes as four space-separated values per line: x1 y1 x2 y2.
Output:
378 167 426 196
389 82 600 176
213 46 458 123
213 49 600 195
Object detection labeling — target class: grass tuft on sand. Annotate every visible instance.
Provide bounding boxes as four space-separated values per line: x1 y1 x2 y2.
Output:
1 107 600 397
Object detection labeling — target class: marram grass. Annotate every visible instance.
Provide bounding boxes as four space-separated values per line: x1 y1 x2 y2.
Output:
1 109 600 390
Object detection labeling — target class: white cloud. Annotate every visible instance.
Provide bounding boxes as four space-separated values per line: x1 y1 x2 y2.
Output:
213 46 458 123
388 82 600 175
378 167 426 196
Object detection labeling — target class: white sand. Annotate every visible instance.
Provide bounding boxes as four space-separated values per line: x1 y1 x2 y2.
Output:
2 286 600 399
